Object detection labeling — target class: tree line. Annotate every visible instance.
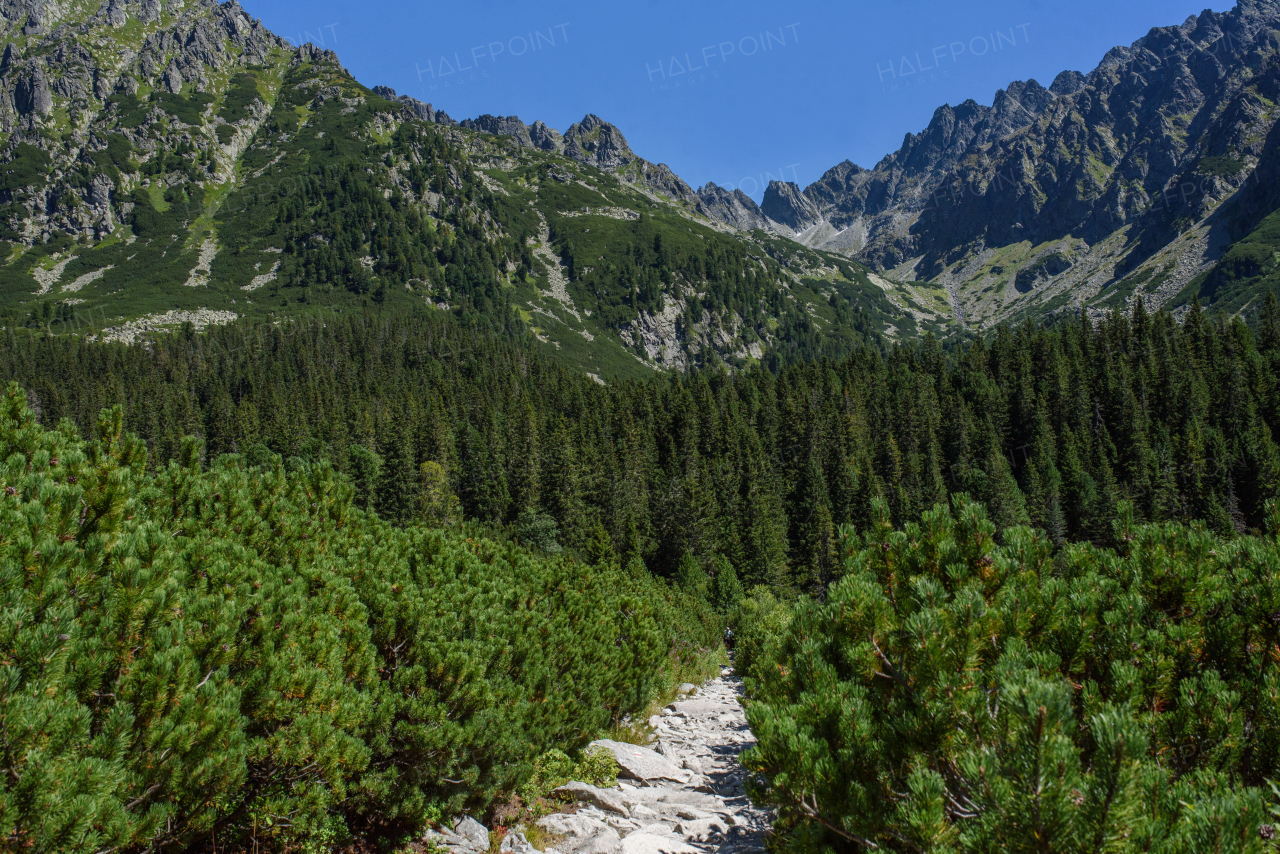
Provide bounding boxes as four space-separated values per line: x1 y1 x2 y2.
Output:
2 294 1277 592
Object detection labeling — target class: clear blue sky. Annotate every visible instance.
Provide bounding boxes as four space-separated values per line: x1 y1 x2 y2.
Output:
243 0 1235 200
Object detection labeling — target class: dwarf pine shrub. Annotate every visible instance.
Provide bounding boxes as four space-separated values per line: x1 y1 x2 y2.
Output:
740 495 1280 853
0 385 718 852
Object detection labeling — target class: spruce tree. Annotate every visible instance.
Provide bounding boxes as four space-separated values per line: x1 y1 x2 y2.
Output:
348 442 382 510
711 556 744 613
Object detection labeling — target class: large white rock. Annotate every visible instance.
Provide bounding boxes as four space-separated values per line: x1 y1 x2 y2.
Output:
538 812 608 840
587 739 689 784
423 830 481 852
569 827 621 854
664 700 733 717
553 781 630 816
453 817 491 852
618 833 700 854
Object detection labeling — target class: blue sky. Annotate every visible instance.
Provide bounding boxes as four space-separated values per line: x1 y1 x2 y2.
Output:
244 0 1235 200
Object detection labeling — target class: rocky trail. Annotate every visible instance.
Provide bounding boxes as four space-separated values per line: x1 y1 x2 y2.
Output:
424 664 770 854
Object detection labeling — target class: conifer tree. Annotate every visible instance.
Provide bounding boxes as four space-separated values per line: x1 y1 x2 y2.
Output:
675 551 710 601
348 442 382 510
418 459 458 525
585 522 620 571
711 556 744 613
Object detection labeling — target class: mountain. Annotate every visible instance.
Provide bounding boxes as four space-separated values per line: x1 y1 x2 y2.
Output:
0 0 952 379
705 0 1280 329
16 0 1274 364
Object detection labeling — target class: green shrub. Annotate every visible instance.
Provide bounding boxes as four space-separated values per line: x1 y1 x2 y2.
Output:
1198 155 1246 177
218 73 262 124
0 143 51 191
729 586 792 682
741 494 1280 852
153 91 214 126
515 508 562 553
0 384 719 852
519 747 619 805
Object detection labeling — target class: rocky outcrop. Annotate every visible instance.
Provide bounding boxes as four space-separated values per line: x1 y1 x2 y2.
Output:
0 0 292 239
904 1 1280 278
760 180 820 230
13 61 50 115
415 107 696 203
529 119 562 151
563 113 634 170
695 183 770 230
687 0 1280 322
462 114 534 146
891 6 1272 277
373 87 456 125
634 161 695 204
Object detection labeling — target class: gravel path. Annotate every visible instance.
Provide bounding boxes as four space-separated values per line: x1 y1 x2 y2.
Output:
638 666 772 852
425 665 771 854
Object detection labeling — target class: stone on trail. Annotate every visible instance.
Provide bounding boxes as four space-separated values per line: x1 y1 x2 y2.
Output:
553 781 631 816
568 826 622 854
537 812 608 839
673 817 730 842
677 683 697 695
453 816 491 851
587 739 690 784
665 700 732 717
500 831 539 854
619 832 700 854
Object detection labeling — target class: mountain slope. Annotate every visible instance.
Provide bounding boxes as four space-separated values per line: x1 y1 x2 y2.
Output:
709 0 1280 329
0 0 945 378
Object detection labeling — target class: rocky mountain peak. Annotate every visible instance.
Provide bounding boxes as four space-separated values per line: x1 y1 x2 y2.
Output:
761 181 820 230
695 182 770 231
528 120 562 151
563 114 635 170
686 0 1280 330
1050 70 1086 96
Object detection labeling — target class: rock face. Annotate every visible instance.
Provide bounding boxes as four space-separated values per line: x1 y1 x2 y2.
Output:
552 781 630 816
453 816 491 850
898 2 1280 278
0 0 291 236
563 114 634 170
760 180 820 230
529 119 563 151
462 113 534 147
391 105 694 203
691 1 1280 322
695 183 770 230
